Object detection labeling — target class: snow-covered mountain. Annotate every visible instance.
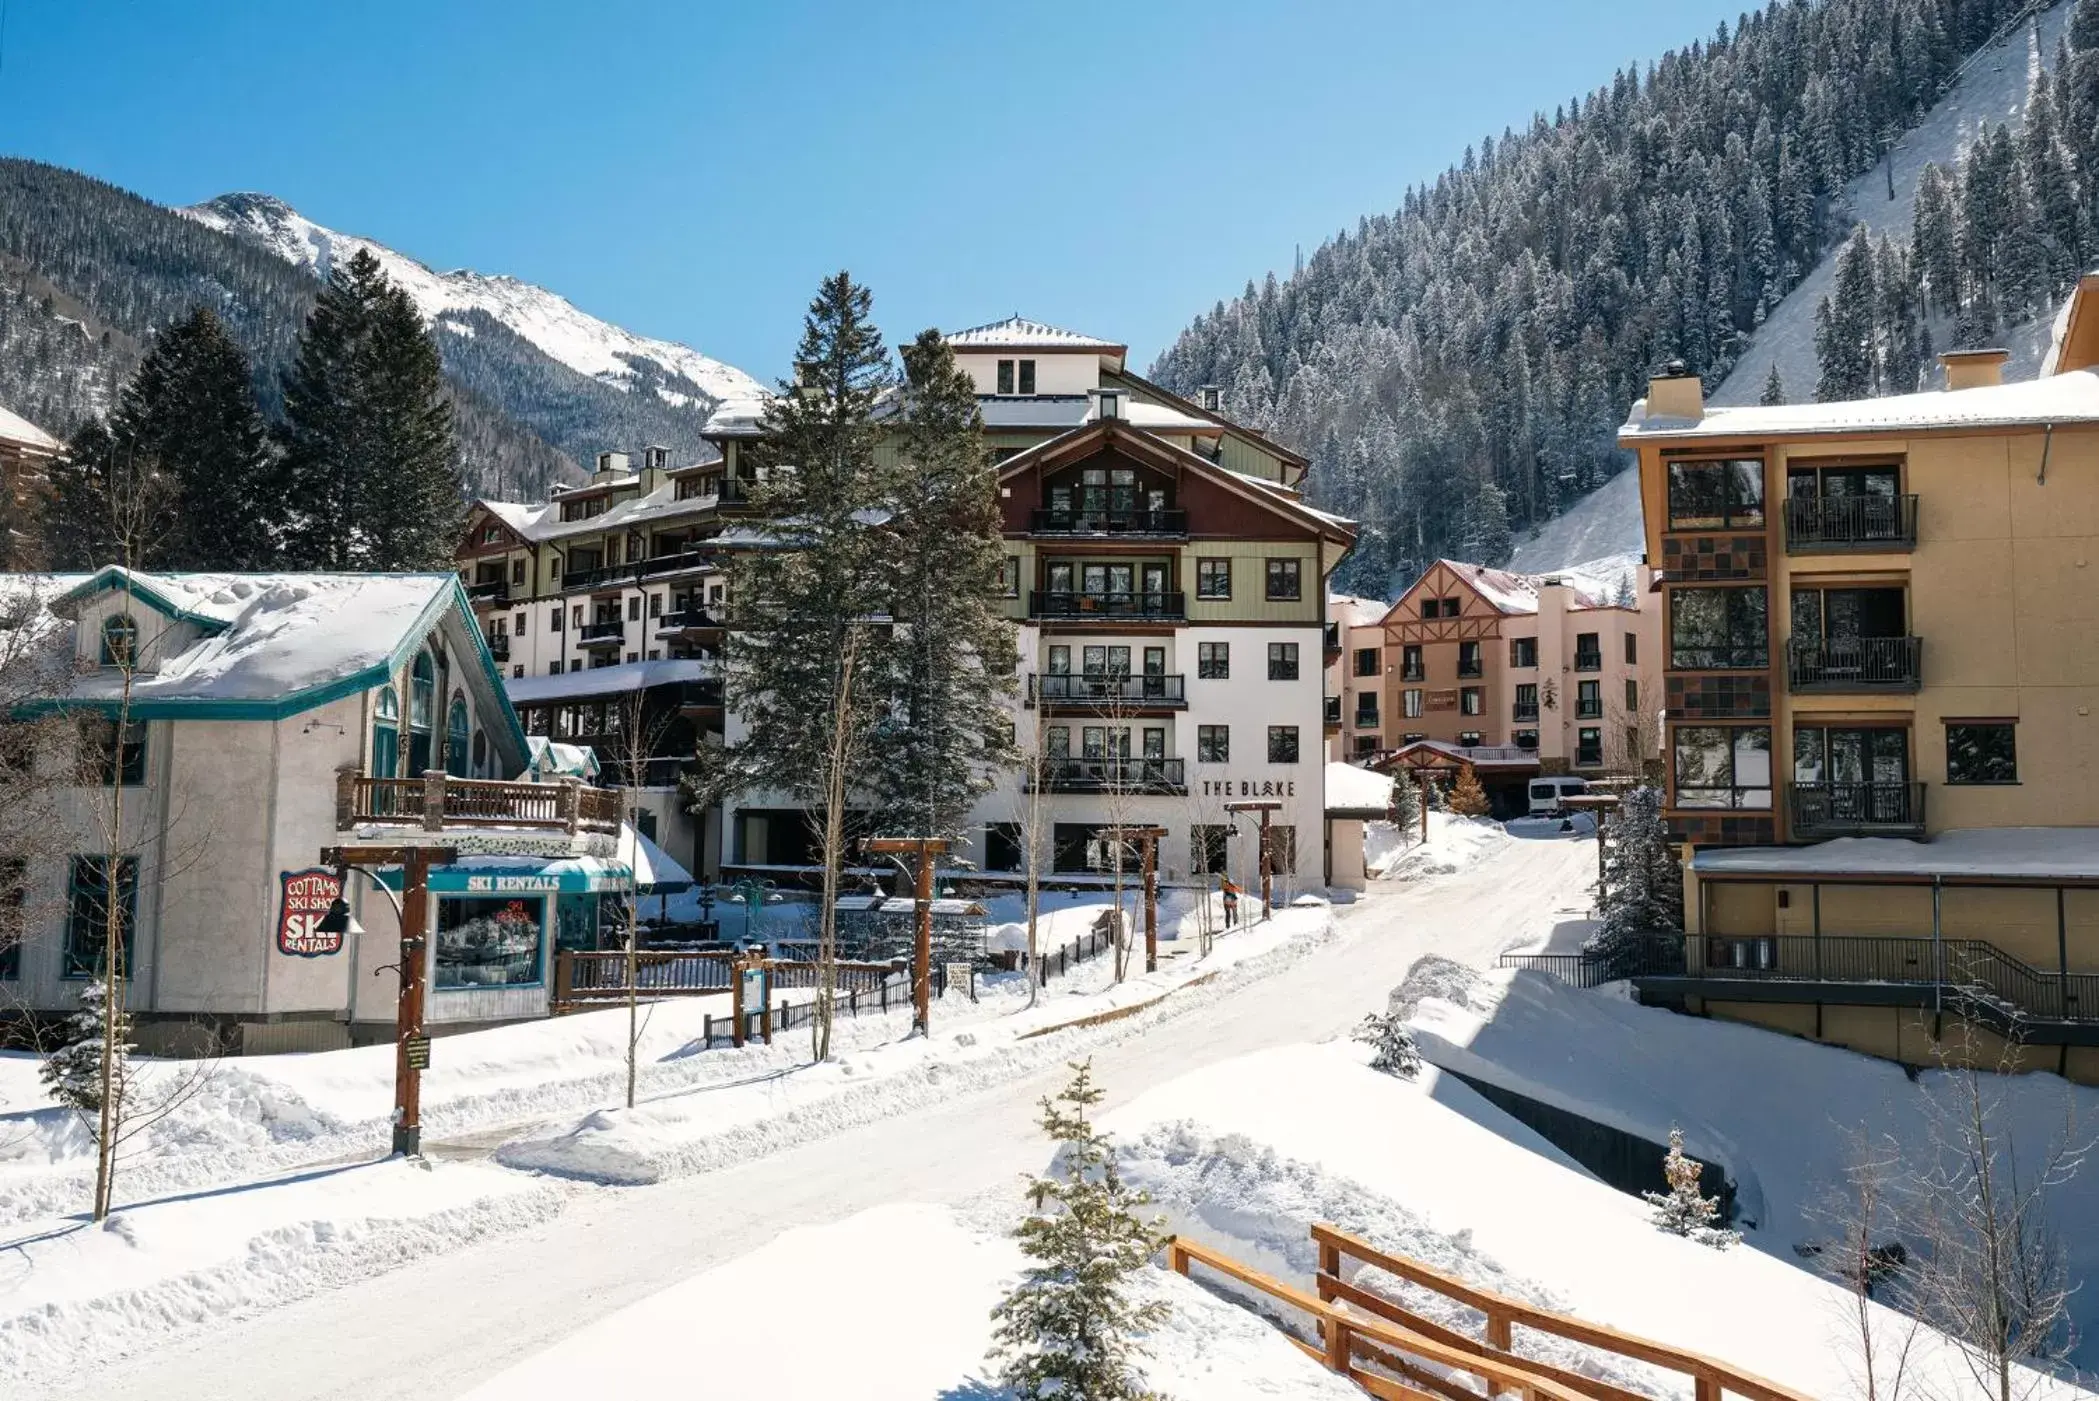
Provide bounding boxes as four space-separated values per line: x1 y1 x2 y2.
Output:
183 193 762 412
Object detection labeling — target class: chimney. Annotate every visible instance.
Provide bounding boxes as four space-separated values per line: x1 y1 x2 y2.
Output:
644 444 670 472
1940 347 2010 391
1646 359 1703 422
594 450 630 482
1198 384 1223 414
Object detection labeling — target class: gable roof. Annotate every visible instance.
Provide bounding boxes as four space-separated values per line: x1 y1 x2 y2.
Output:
1387 558 1611 622
0 402 61 455
1110 368 1310 470
995 418 1356 545
946 317 1124 353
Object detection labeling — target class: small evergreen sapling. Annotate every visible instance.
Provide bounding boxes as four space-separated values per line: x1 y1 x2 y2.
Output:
1353 1011 1421 1079
989 1059 1169 1401
1388 773 1420 837
41 978 131 1121
1645 1125 1738 1249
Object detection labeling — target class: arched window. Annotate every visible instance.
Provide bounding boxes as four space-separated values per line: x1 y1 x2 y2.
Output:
470 729 488 778
408 651 436 774
100 615 138 667
445 694 471 777
371 686 400 778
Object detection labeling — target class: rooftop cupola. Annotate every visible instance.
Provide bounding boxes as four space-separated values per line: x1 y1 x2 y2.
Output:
1940 347 2010 390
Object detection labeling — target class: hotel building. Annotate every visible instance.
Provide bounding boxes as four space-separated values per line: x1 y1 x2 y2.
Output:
1620 274 2099 1082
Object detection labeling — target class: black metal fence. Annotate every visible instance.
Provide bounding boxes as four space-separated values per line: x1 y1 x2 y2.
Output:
1786 635 1922 692
1784 493 1919 552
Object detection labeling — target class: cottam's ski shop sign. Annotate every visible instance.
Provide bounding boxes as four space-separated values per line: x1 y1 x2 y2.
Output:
278 868 346 956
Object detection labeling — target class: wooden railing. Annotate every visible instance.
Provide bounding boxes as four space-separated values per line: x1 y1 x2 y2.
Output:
551 949 926 1014
335 771 622 835
1310 1225 1812 1401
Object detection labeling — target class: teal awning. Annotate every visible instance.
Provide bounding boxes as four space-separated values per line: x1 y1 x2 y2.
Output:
373 856 634 895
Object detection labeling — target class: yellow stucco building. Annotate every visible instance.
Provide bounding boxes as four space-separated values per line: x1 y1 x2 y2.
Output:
1618 275 2099 1084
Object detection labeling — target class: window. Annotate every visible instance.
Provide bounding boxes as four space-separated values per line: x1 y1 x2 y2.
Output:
1267 826 1297 876
1513 683 1539 720
1044 727 1070 760
1401 645 1424 681
1946 721 2018 785
1459 687 1482 716
1670 587 1768 669
471 729 488 777
100 614 138 667
1673 726 1774 808
1795 726 1910 790
983 823 1023 873
434 896 543 989
445 694 472 778
1509 637 1537 668
369 683 399 774
511 559 526 586
1403 689 1424 718
1457 641 1482 678
1625 632 1638 665
64 855 137 979
1625 678 1639 713
1019 359 1036 394
551 606 563 633
1354 693 1379 727
1190 825 1232 875
1197 726 1230 763
1352 735 1379 758
1666 458 1765 530
996 359 1015 394
1418 598 1439 620
1458 731 1484 747
408 651 437 774
1046 645 1071 675
1198 642 1229 680
1576 728 1603 767
1267 726 1300 764
1402 733 1427 745
1196 558 1232 599
514 612 527 636
1265 559 1302 601
1576 680 1602 719
78 716 147 786
627 596 641 622
1513 729 1539 751
999 558 1020 597
548 662 562 676
572 607 584 628
1574 632 1601 671
1353 647 1379 678
1267 643 1299 681
650 593 664 618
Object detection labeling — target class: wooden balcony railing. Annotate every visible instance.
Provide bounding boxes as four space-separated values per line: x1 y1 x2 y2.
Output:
335 771 622 836
1787 780 1926 838
1028 590 1185 621
1786 635 1922 692
1784 492 1918 552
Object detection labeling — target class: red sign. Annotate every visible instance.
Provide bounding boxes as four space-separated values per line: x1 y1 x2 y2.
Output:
278 868 346 957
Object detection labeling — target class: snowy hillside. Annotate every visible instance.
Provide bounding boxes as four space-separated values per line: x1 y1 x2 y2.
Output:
1716 1 2074 406
183 193 762 409
1506 467 1643 574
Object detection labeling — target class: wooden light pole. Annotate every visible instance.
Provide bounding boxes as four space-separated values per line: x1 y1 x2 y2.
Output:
1109 825 1168 972
866 836 950 1036
1224 800 1281 922
320 843 455 1158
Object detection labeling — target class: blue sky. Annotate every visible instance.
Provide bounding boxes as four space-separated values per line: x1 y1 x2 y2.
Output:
0 0 1746 382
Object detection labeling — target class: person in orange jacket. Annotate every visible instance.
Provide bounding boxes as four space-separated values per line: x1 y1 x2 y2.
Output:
1220 874 1241 928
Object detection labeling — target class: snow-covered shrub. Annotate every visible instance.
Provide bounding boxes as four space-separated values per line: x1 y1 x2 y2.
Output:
41 978 130 1122
1353 1011 1421 1079
1592 785 1682 953
1644 1125 1737 1248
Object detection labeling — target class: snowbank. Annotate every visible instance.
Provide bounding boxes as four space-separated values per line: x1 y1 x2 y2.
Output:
453 1202 1363 1400
496 901 1338 1185
0 1158 561 1389
1108 1040 2085 1400
1372 811 1510 880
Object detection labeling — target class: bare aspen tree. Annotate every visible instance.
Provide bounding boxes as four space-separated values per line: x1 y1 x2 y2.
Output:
610 684 677 1109
1015 696 1054 1010
808 630 865 1062
1814 1134 1923 1401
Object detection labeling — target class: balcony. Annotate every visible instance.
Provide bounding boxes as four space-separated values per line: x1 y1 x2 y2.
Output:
1784 493 1919 552
1573 649 1603 672
1512 702 1540 722
562 561 637 592
1029 507 1188 537
676 678 726 710
657 606 727 632
1027 757 1186 795
637 549 714 579
1323 621 1342 658
1401 663 1425 683
1786 635 1922 693
578 620 625 645
718 476 761 513
466 578 509 603
1324 695 1342 730
1029 590 1186 622
487 634 511 663
1029 673 1187 709
1353 706 1380 730
335 772 621 841
1575 697 1603 719
1787 781 1927 839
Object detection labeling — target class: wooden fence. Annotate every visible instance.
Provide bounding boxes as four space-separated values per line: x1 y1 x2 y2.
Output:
1167 1224 1812 1401
335 771 622 835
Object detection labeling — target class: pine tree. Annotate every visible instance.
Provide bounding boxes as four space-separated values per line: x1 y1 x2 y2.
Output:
40 978 130 1121
1760 363 1786 406
279 248 461 570
1353 1011 1422 1077
1816 226 1878 402
1388 771 1420 834
37 418 180 570
112 307 281 569
873 329 1020 840
1595 784 1683 949
1612 569 1635 608
1645 1126 1739 1248
1447 765 1490 817
988 1060 1169 1401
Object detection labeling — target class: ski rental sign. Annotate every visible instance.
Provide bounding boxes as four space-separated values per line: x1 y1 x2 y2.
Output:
278 868 346 957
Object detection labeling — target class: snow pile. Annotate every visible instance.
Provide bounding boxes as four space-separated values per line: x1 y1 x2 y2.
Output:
452 1202 1363 1400
497 901 1338 1185
1374 811 1510 881
1405 964 2099 1368
1324 760 1392 814
0 1158 561 1388
1108 1040 2085 1400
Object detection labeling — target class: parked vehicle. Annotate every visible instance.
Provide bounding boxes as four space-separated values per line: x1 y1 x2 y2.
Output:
1527 775 1589 815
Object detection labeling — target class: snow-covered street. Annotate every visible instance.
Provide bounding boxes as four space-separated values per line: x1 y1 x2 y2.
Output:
18 821 1591 1401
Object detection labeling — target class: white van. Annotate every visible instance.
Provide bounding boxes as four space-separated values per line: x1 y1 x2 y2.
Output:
1528 775 1589 815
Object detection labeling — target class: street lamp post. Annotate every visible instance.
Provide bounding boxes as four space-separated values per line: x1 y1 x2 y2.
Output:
866 836 950 1035
1223 800 1281 921
1107 825 1167 972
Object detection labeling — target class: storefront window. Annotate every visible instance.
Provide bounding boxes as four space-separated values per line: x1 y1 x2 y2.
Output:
554 894 601 954
435 896 543 988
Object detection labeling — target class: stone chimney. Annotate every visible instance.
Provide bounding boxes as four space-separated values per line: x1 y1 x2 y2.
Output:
593 450 630 482
1647 359 1703 422
1940 347 2010 390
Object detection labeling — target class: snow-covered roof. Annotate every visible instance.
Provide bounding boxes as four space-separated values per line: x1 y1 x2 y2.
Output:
1327 594 1387 630
507 658 711 706
1325 762 1392 817
945 316 1123 351
974 395 1216 433
1383 739 1540 771
621 822 695 894
0 402 60 454
1622 367 2099 443
703 393 773 438
1426 560 1610 617
1694 828 2099 882
479 478 721 545
525 735 601 781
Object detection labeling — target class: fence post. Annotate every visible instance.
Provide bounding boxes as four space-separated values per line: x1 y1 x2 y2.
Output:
1322 1316 1349 1372
561 780 582 836
553 952 573 1014
1484 1310 1514 1396
335 769 357 827
421 770 447 831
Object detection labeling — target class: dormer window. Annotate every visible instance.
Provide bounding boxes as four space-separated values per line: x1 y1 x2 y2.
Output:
996 359 1036 395
100 615 138 668
1097 389 1125 421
